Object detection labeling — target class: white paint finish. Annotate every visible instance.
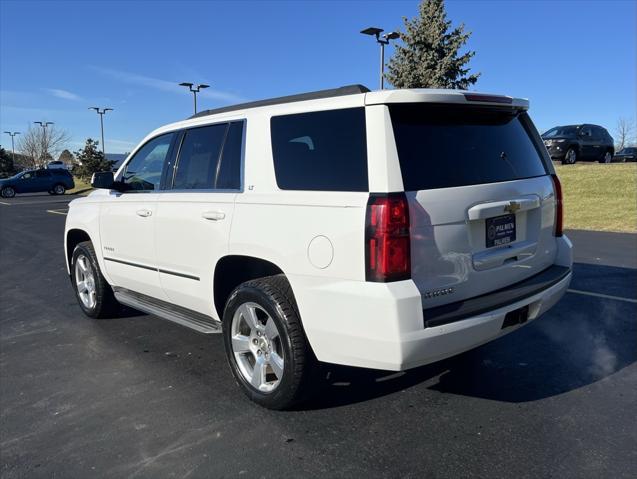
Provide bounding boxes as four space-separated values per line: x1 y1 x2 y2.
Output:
408 176 558 308
64 87 573 373
365 105 404 192
365 88 529 109
294 272 570 370
230 191 368 281
307 235 334 269
154 192 236 317
98 192 165 299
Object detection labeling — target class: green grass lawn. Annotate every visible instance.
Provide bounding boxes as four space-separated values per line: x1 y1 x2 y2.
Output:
555 162 636 233
68 177 92 195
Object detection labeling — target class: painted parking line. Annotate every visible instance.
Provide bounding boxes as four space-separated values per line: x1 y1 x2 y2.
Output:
46 209 68 216
567 288 637 304
0 201 10 205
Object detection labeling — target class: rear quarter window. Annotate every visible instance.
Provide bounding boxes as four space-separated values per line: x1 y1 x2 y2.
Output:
270 108 368 192
390 104 548 191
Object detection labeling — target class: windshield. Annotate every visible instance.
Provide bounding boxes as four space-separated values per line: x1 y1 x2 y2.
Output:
619 148 635 154
543 126 578 138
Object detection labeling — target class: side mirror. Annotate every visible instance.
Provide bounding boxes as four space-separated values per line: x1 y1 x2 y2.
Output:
91 171 115 189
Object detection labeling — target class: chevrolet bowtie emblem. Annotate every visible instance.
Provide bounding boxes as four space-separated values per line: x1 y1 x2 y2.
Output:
504 201 521 214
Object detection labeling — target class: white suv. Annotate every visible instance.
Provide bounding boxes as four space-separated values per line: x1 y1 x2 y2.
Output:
65 85 573 409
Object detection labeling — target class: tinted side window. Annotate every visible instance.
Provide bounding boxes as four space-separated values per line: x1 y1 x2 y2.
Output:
173 124 227 190
123 133 174 191
390 104 547 191
36 170 52 178
216 121 243 190
270 108 368 192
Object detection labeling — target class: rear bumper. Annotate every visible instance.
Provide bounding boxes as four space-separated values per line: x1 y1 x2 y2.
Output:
293 236 572 371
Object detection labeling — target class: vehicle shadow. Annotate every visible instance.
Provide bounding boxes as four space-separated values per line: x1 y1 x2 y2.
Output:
300 263 636 410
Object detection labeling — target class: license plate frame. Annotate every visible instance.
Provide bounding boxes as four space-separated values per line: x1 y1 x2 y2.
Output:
486 214 516 248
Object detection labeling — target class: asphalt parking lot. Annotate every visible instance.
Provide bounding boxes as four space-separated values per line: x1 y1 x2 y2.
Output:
1 194 636 478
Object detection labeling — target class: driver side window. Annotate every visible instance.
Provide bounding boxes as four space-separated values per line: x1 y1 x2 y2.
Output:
122 133 174 191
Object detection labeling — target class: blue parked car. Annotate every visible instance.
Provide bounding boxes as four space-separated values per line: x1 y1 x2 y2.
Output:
0 169 75 198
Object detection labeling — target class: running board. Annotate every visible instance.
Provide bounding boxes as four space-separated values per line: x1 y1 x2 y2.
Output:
113 287 222 334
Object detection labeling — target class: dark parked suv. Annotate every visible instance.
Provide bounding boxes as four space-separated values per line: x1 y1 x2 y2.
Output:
0 168 75 198
542 124 614 164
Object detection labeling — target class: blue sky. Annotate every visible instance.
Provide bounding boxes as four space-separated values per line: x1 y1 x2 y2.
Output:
1 0 635 154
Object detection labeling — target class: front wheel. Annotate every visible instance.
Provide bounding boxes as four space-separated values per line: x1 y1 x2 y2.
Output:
222 275 314 410
562 148 577 165
1 186 15 198
71 241 118 318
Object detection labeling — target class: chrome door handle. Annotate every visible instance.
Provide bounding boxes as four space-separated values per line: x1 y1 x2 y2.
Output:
202 211 226 221
136 209 152 217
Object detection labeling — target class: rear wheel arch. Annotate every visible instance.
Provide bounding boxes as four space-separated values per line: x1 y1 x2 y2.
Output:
213 255 285 320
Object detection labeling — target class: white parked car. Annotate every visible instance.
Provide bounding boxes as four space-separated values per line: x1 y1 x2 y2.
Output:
64 85 572 409
47 160 68 169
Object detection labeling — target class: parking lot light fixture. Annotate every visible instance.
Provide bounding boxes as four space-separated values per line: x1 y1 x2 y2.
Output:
179 82 210 115
360 27 400 90
3 131 20 165
89 107 113 155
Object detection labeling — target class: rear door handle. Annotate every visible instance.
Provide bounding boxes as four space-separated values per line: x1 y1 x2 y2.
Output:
202 211 226 221
136 209 152 217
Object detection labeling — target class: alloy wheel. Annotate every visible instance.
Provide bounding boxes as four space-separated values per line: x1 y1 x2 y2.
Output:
230 302 285 393
75 254 97 309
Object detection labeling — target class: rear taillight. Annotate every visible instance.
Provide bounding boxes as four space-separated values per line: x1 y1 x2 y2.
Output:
551 174 563 237
365 193 411 282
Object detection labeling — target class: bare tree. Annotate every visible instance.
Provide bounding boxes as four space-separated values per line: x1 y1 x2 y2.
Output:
615 117 636 151
16 125 70 169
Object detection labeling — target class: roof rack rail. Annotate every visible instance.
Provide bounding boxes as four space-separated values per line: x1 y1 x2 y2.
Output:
189 84 370 119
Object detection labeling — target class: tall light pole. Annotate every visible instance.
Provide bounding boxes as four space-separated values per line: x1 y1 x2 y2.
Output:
360 27 400 90
3 131 20 166
89 107 113 155
179 82 210 114
34 121 54 166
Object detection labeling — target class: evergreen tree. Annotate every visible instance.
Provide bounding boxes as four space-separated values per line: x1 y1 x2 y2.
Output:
58 149 74 165
73 139 114 180
0 146 15 177
386 0 480 89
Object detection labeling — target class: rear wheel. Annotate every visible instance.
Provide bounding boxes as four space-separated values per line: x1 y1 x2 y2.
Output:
53 183 66 195
222 275 314 410
562 148 577 165
599 151 612 163
1 186 15 198
71 241 118 318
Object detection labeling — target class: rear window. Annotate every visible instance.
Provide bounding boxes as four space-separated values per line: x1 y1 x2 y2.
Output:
390 104 548 191
270 108 368 191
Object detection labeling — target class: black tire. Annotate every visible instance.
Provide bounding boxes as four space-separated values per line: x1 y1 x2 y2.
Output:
1 186 15 198
53 183 66 195
71 241 118 318
222 274 314 410
562 148 577 165
599 150 612 164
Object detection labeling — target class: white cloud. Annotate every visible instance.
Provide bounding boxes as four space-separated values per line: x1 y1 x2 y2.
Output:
89 66 245 104
45 88 83 101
